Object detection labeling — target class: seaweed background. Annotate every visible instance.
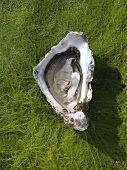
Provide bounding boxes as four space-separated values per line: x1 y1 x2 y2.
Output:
1 0 127 169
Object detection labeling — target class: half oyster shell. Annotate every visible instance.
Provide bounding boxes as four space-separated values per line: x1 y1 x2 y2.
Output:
33 32 95 131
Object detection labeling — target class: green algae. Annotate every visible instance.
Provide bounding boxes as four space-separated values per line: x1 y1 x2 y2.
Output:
0 0 127 169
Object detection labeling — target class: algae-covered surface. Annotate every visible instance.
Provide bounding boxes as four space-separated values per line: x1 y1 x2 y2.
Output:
0 0 127 169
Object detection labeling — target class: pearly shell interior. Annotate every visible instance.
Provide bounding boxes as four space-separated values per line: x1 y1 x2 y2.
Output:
44 47 82 109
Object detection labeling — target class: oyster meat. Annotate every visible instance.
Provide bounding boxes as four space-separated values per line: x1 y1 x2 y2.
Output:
33 32 95 131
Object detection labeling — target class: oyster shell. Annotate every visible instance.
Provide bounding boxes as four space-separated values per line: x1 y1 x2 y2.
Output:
33 32 95 131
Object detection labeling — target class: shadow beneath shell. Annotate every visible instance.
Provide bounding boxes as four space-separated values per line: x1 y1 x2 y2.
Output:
77 56 127 161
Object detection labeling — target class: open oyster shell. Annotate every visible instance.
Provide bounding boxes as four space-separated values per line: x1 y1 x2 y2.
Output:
33 32 95 131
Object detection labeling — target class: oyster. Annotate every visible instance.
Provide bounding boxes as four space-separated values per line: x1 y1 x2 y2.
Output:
33 32 95 131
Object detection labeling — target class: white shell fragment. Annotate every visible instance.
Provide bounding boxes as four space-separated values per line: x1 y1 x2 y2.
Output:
33 32 95 131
